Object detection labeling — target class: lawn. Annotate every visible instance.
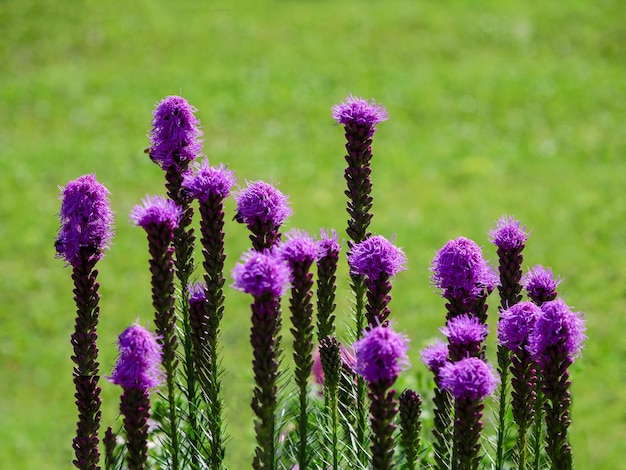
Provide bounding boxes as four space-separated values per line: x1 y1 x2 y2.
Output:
1 0 624 468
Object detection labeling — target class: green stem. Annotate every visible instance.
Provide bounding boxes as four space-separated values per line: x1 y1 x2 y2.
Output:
495 345 511 469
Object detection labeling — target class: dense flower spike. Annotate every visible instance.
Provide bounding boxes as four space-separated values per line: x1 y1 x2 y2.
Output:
319 336 342 469
420 340 450 377
316 229 341 341
332 95 389 130
148 95 203 171
130 195 182 231
279 229 319 266
441 314 488 361
398 389 422 470
232 250 291 297
440 357 498 402
489 215 528 252
182 159 236 202
523 265 561 306
354 324 409 385
498 301 542 352
234 180 292 250
56 174 114 267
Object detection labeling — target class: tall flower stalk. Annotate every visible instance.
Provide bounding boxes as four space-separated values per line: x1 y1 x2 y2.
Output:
316 229 341 341
398 389 422 470
108 324 163 470
319 336 342 470
354 324 410 470
232 250 291 470
55 174 114 470
334 95 388 465
130 195 182 469
278 230 318 469
490 216 528 469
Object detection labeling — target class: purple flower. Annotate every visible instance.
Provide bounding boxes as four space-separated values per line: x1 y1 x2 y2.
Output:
187 281 206 307
489 215 528 251
316 228 341 259
523 265 561 304
354 324 410 384
182 159 236 202
55 174 114 266
130 195 182 231
279 229 318 265
148 95 203 170
420 340 449 376
234 180 292 227
348 235 407 279
441 314 488 360
498 301 542 351
439 357 498 401
232 249 291 298
109 324 163 391
431 237 498 296
332 95 388 129
528 299 586 363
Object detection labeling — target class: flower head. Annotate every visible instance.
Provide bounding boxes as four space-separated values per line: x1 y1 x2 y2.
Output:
109 324 163 391
528 298 586 363
148 95 203 170
130 195 182 231
348 235 407 279
232 249 291 297
489 215 528 251
55 174 114 266
439 357 498 401
181 159 236 202
187 281 207 307
234 180 292 227
317 229 341 260
441 314 488 348
431 237 498 297
523 265 561 303
498 301 542 351
354 324 410 384
279 229 318 265
420 340 449 376
332 95 388 128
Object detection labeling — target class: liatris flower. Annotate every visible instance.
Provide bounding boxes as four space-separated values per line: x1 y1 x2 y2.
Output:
187 281 211 385
528 299 586 469
431 237 498 323
232 250 291 470
130 195 182 469
183 160 236 468
55 174 114 470
319 336 342 470
278 229 318 469
523 265 561 306
498 301 542 469
398 389 422 470
440 358 498 470
316 229 341 341
420 340 452 470
109 324 163 470
354 325 409 470
348 235 407 328
234 180 293 251
441 314 488 362
489 216 528 469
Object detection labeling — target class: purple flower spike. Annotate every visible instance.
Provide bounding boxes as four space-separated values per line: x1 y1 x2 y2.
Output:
130 195 182 231
332 95 388 129
234 180 292 227
232 250 291 298
528 298 586 363
354 324 410 385
441 314 488 361
439 357 498 401
523 265 561 305
182 158 237 202
420 340 450 377
279 229 318 266
317 228 341 260
109 324 163 392
489 215 528 251
55 174 114 266
348 235 407 280
187 281 207 307
148 95 203 170
498 301 542 351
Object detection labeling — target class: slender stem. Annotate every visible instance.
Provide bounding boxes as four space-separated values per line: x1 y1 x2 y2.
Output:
495 345 511 470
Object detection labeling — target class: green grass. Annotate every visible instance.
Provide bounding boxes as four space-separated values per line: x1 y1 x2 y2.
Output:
1 0 625 468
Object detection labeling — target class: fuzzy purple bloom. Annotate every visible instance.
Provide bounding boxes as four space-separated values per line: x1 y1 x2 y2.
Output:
528 298 586 363
55 174 114 266
439 357 498 401
498 301 542 351
232 250 291 298
332 95 389 128
130 195 182 231
441 314 488 360
489 215 528 251
348 235 407 279
279 229 318 265
317 228 341 260
234 180 292 227
109 324 163 391
523 265 561 304
354 324 410 384
431 237 498 296
182 159 236 202
420 340 450 376
187 281 207 307
148 95 203 170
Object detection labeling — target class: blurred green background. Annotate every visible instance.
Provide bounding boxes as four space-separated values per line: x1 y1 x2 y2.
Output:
1 0 625 468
